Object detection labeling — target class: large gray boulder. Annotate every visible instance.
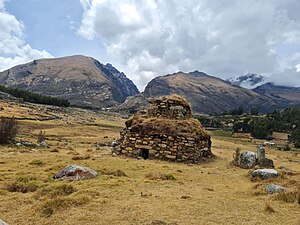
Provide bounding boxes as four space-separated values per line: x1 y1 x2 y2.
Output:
53 165 98 181
252 169 278 180
238 151 257 169
265 184 287 194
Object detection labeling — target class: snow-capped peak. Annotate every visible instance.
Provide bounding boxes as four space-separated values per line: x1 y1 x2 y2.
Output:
227 73 266 89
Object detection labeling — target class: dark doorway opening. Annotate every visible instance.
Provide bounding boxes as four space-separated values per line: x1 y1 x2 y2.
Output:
141 149 149 159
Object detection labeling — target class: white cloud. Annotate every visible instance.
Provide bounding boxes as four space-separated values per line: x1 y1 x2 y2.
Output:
78 0 300 90
0 1 52 72
268 67 300 87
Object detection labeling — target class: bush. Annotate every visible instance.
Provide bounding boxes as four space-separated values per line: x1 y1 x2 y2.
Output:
37 130 46 143
0 117 18 144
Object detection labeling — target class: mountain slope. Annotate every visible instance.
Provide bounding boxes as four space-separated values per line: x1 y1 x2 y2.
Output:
0 55 139 108
253 83 300 103
118 71 290 114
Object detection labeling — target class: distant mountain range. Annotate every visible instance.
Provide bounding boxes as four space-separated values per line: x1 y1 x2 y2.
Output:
0 55 299 114
0 55 139 108
117 71 294 114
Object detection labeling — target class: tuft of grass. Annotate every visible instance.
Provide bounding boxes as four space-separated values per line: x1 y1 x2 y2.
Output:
50 148 59 153
5 175 40 193
41 195 90 217
71 155 91 160
100 169 127 177
6 181 39 193
273 191 299 203
16 175 37 183
29 160 44 166
264 203 275 213
35 184 76 199
145 172 176 181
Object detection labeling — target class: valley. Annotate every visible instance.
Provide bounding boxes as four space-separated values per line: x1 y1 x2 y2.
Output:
0 100 299 225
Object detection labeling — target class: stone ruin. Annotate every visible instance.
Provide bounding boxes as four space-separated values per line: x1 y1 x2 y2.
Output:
113 95 212 163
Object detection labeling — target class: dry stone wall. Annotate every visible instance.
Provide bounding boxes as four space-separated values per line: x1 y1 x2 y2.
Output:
118 131 211 163
115 95 212 163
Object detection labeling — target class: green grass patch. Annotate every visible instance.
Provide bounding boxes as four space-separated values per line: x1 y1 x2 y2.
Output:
210 130 232 137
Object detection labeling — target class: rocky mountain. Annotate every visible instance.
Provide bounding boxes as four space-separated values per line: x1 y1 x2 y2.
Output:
117 71 291 114
253 83 300 104
228 73 266 89
0 55 139 108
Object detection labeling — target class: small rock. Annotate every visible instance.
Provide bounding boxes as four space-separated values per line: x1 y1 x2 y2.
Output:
15 143 22 147
21 141 36 147
39 141 48 148
238 151 257 169
252 169 278 180
0 219 8 225
181 195 190 199
111 141 118 147
265 184 288 194
53 165 98 181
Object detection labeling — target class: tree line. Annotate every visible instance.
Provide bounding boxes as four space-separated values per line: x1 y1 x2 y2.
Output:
0 85 70 107
197 107 300 148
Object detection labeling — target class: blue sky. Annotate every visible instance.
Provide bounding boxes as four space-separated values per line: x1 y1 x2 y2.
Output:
5 0 106 59
0 0 300 89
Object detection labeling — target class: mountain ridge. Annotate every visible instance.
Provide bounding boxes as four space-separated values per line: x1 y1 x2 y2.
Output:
118 71 292 114
0 55 139 108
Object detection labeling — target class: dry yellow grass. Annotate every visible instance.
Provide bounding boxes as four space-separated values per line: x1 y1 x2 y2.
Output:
0 100 299 225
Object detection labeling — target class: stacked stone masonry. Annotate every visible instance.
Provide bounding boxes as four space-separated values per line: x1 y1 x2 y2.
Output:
115 95 212 163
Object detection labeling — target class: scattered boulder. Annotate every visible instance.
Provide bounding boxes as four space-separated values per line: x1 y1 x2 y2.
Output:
53 165 98 181
38 141 49 148
237 151 257 169
0 219 8 225
252 169 279 180
21 141 37 147
257 146 274 168
265 184 288 194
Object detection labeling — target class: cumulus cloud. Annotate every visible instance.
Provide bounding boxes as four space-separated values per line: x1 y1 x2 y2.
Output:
0 1 52 71
78 0 300 90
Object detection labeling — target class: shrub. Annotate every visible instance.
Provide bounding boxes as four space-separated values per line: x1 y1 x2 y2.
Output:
0 117 18 144
37 130 46 143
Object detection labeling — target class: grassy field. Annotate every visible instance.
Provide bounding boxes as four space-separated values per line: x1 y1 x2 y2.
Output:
0 100 299 225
